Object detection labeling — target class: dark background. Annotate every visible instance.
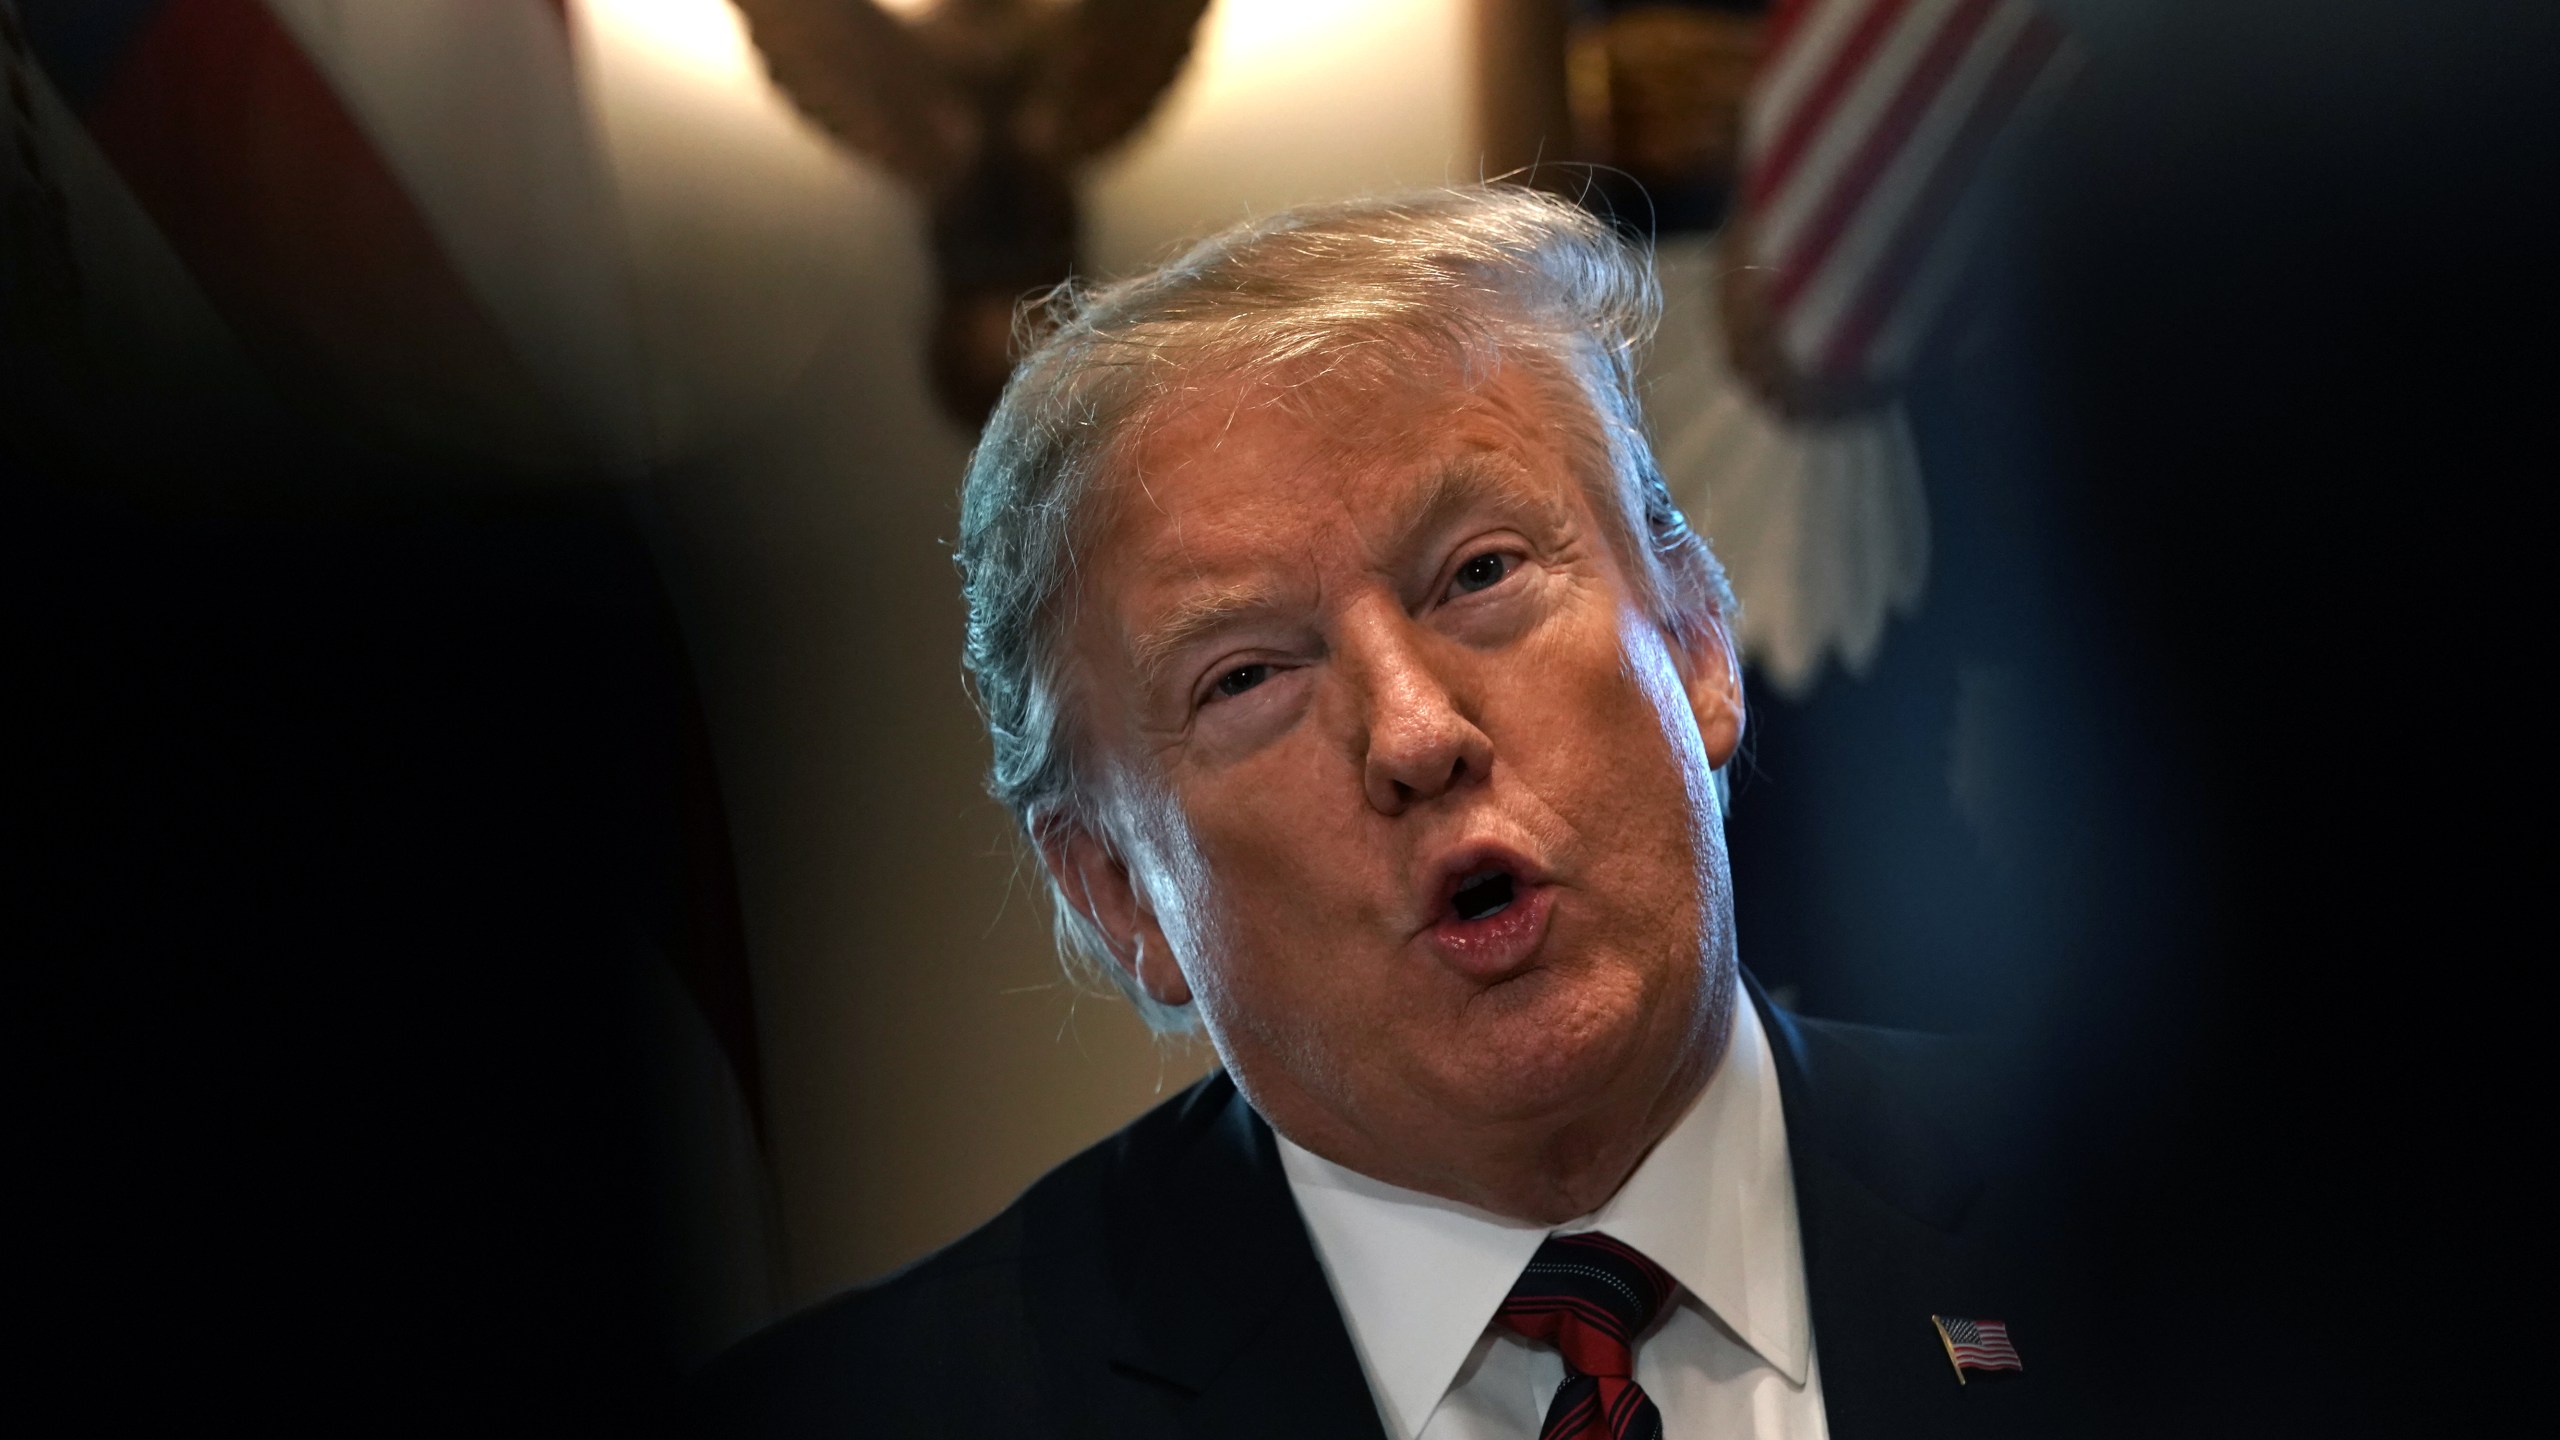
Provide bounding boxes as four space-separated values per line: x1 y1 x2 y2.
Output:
11 0 2553 1428
10 412 721 1427
1727 2 2555 1428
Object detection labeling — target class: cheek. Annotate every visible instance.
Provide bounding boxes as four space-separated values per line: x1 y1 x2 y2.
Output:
1112 781 1228 969
1140 770 1366 1010
1503 609 1721 892
1619 613 1726 826
1517 606 1697 782
1180 691 1387 915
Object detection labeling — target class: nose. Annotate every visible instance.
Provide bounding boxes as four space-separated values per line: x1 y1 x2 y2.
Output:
1345 610 1495 817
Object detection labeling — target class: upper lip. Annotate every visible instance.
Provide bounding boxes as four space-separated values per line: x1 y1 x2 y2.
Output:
1420 841 1552 928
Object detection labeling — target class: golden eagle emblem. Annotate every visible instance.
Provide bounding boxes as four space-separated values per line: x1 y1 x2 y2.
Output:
728 0 1215 423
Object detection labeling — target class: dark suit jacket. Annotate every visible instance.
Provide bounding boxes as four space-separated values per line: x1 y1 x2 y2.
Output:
695 979 2086 1437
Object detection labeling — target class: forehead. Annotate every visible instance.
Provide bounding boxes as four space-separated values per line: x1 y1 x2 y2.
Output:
1088 363 1587 584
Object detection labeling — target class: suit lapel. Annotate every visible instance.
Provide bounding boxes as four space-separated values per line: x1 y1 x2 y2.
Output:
1099 1073 1388 1440
1753 976 2050 1437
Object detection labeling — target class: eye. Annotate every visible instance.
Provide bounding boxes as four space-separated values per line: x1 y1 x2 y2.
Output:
1447 551 1512 597
1207 663 1273 702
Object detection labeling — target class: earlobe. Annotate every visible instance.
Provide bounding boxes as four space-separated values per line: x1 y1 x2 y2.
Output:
1126 934 1190 1010
1035 814 1194 1009
1678 614 1747 771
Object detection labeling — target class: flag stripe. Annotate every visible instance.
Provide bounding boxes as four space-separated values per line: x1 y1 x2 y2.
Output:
1780 0 2034 363
1745 0 1914 205
1751 0 1954 263
1811 11 2062 371
1735 0 2075 389
257 0 644 462
1858 152 1987 373
1765 0 1819 49
78 0 564 444
1768 0 1997 313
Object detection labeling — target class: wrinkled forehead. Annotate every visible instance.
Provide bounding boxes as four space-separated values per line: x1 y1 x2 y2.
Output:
1107 350 1450 483
1077 358 1581 594
1077 344 1588 549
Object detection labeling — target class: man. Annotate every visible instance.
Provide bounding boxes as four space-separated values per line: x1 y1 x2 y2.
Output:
697 187 2071 1438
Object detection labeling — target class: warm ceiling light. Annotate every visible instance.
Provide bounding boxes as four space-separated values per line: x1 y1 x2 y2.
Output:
577 0 760 83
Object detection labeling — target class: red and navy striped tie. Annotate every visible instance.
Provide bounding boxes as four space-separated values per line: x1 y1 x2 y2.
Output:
1497 1232 1677 1440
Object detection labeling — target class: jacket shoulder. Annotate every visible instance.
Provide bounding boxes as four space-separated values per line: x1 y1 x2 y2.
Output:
1758 996 2097 1435
688 1073 1241 1439
1771 1004 2029 1172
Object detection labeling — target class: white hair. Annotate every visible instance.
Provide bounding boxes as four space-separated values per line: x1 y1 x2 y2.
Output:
955 184 1735 1030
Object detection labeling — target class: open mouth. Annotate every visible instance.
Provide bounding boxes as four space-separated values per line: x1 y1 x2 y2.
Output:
1449 868 1516 922
1423 852 1552 977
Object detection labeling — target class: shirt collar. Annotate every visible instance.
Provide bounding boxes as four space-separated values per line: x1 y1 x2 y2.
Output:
1575 989 1812 1384
1277 993 1812 1440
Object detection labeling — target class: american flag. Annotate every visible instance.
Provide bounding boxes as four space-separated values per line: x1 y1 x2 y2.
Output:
11 0 647 469
1737 0 2077 395
1932 1314 2024 1379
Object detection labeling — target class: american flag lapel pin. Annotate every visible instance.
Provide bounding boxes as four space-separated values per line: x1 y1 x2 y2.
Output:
1930 1315 2023 1384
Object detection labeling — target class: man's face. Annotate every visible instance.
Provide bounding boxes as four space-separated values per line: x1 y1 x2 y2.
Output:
1050 362 1743 1205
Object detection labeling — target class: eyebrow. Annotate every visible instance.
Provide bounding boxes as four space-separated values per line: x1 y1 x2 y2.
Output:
1129 581 1287 701
1391 452 1565 561
1122 452 1570 699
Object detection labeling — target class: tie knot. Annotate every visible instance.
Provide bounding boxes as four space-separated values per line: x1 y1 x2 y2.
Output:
1495 1232 1677 1380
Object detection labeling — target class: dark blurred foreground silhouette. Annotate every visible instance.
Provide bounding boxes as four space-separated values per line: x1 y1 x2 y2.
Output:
8 0 2553 1429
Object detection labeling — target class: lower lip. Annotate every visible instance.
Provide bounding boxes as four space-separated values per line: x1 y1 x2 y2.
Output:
1427 884 1556 981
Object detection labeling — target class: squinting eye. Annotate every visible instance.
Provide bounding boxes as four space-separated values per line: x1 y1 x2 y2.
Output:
1449 552 1511 596
1209 663 1273 701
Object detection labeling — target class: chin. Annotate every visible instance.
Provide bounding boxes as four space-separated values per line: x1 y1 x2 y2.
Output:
1435 967 1664 1122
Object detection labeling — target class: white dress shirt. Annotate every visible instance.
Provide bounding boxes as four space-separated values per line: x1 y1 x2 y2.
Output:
1277 994 1830 1440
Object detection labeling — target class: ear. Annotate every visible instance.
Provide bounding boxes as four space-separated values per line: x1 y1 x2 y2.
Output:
1673 610 1747 771
1034 812 1193 1009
